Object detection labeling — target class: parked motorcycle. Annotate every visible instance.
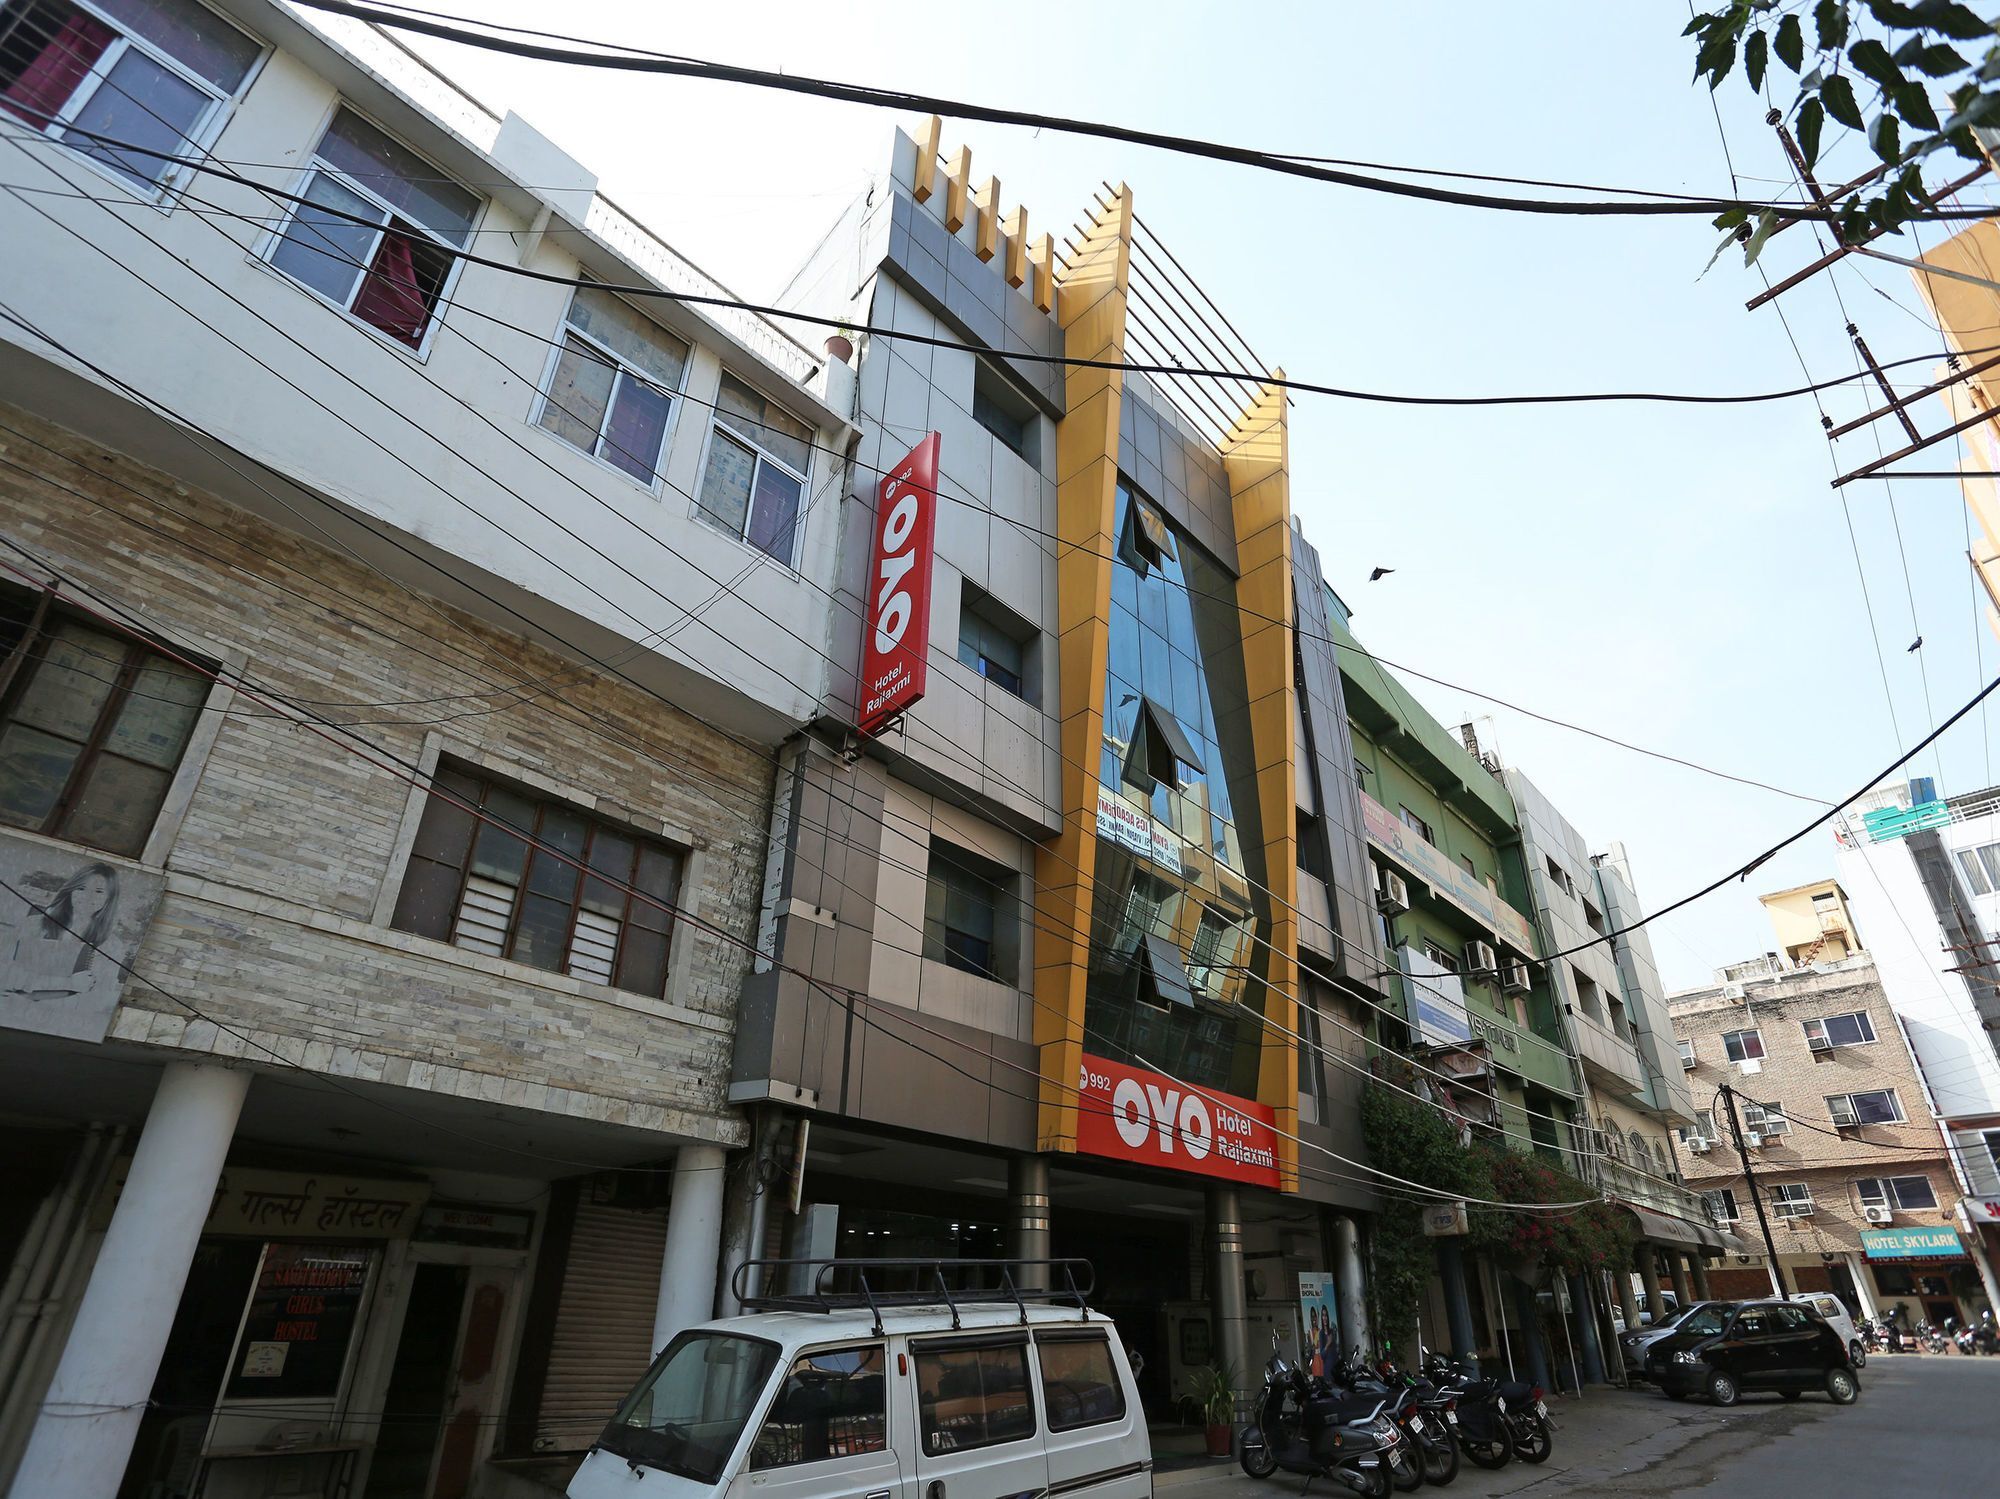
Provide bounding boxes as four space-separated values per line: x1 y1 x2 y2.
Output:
1953 1318 1977 1356
1974 1311 1999 1356
1332 1357 1459 1487
1420 1354 1554 1467
1920 1320 1949 1354
1239 1335 1403 1497
1856 1317 1884 1355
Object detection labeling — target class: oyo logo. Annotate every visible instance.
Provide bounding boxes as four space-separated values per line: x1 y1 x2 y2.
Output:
872 475 922 654
1109 1075 1214 1160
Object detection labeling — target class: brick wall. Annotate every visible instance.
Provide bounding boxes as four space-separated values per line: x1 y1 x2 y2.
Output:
0 401 772 1143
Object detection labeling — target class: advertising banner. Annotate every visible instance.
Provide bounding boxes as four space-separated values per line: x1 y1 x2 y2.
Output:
1298 1271 1338 1376
1860 1225 1969 1260
0 838 164 1044
1075 1052 1280 1188
1358 790 1535 954
858 432 940 736
1094 784 1183 874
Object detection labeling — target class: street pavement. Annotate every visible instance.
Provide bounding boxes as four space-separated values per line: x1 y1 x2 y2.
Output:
1158 1353 1999 1498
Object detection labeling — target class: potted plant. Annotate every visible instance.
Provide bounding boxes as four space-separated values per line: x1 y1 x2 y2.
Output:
1183 1361 1238 1457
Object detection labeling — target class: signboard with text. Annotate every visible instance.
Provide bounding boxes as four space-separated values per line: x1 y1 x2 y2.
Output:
1095 785 1184 874
1358 790 1536 953
857 433 940 736
1075 1052 1280 1187
1861 1225 1969 1260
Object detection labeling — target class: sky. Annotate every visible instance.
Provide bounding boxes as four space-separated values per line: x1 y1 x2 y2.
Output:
371 0 2000 990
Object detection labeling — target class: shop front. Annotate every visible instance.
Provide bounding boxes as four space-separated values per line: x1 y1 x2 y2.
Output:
1860 1225 1985 1326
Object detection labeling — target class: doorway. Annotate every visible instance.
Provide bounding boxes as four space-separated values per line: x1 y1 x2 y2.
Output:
369 1263 469 1498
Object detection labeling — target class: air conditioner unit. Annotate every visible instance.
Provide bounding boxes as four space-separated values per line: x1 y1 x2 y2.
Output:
1807 1033 1833 1053
1377 868 1410 916
1686 1136 1712 1154
1830 1099 1861 1129
1743 1131 1764 1148
1773 1200 1815 1219
1680 1051 1697 1070
1464 940 1498 976
1863 1205 1894 1225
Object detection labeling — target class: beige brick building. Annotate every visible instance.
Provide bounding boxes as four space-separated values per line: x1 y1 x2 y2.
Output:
1670 954 1982 1326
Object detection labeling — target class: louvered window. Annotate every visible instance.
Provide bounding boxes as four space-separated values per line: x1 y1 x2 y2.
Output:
391 762 683 997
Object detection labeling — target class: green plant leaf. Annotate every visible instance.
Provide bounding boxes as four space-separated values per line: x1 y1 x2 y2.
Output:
1799 95 1827 164
1849 37 1904 89
1894 79 1943 128
1712 205 1752 230
1747 28 1770 89
1697 26 1740 87
1914 1 1995 42
1870 108 1904 161
1823 72 1867 126
1865 0 1926 26
1815 0 1850 49
1946 123 1985 158
1775 14 1806 70
1742 207 1781 266
1896 38 1970 76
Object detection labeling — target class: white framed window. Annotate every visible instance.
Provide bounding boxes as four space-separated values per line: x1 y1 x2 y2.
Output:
1677 1110 1714 1144
1675 1035 1697 1067
1828 1089 1904 1126
1703 1188 1739 1224
1856 1176 1937 1212
1743 1102 1789 1136
264 105 480 353
0 0 260 195
694 373 812 566
1954 842 2000 895
1768 1182 1814 1217
533 285 690 487
1803 1011 1876 1048
1721 1027 1764 1063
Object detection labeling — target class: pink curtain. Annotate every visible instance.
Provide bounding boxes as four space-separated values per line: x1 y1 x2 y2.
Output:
1 13 115 127
351 229 431 347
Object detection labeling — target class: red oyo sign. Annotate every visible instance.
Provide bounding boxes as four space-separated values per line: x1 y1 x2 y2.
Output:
1075 1052 1280 1188
857 432 940 736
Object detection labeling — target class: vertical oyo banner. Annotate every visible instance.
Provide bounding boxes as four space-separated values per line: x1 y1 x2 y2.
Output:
858 432 940 736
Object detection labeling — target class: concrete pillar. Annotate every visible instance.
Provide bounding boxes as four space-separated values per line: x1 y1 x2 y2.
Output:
1207 1185 1249 1393
783 1203 839 1296
1962 1212 2000 1316
715 1110 782 1318
1843 1253 1881 1321
655 1143 726 1353
1691 1255 1712 1300
1668 1250 1694 1307
1510 1277 1551 1391
1331 1215 1370 1362
14 1062 248 1499
1568 1273 1606 1385
1635 1243 1668 1320
1613 1262 1641 1330
1008 1154 1051 1292
1435 1238 1479 1370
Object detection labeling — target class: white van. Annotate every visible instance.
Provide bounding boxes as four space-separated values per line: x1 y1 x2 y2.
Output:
567 1261 1150 1499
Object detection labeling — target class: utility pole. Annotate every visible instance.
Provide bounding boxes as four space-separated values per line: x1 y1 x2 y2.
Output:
1719 1084 1790 1297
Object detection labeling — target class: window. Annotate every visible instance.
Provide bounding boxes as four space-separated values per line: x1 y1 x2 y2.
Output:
1679 1110 1714 1144
267 106 479 349
1036 1334 1125 1432
749 1345 887 1469
1398 805 1433 844
1186 905 1245 999
1353 758 1368 790
924 841 1013 984
1703 1188 1740 1224
916 1341 1035 1454
971 359 1039 465
535 285 689 485
1116 493 1176 580
0 604 208 856
600 1331 781 1484
1772 1305 1815 1331
1122 697 1202 794
1955 842 2000 895
1458 852 1475 878
1857 1176 1938 1212
1675 1036 1697 1067
389 763 684 996
1421 940 1460 973
696 375 812 565
1627 1128 1648 1164
957 585 1033 702
1583 899 1605 935
1828 1089 1903 1126
1768 1182 1814 1217
1721 1028 1764 1063
0 0 260 192
1803 1011 1876 1049
1743 1102 1788 1136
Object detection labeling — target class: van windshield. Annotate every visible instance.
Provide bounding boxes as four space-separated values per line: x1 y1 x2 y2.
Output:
597 1331 782 1483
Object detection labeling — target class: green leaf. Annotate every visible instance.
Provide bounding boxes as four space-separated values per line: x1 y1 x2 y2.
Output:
1865 0 1926 25
1839 198 1872 243
1747 28 1769 90
1697 26 1739 88
1712 205 1752 230
1815 0 1849 49
1742 207 1781 266
1870 107 1903 161
1894 79 1942 128
1946 123 1985 159
1776 14 1806 70
1799 95 1827 165
1980 45 2000 82
1913 1 1995 42
1895 38 1969 76
1849 37 1903 89
1823 72 1866 127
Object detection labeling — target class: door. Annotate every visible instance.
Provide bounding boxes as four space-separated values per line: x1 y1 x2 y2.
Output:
371 1263 470 1498
910 1335 1049 1499
430 1263 517 1498
1033 1330 1148 1499
1766 1306 1823 1387
739 1341 904 1499
1719 1308 1776 1390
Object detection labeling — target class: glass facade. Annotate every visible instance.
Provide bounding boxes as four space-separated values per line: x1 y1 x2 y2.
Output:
1081 481 1268 1095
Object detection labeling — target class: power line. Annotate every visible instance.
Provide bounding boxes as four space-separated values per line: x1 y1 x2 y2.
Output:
290 0 2000 226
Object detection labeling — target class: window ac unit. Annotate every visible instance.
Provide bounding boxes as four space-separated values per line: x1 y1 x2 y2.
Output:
1774 1200 1814 1218
1377 868 1410 916
1807 1033 1833 1053
1464 940 1498 976
1743 1131 1764 1148
1681 1052 1697 1070
1501 958 1531 994
1830 1099 1860 1128
1686 1135 1711 1153
1863 1204 1893 1224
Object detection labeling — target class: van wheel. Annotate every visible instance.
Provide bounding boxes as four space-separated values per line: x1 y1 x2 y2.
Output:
1707 1372 1739 1407
1826 1368 1859 1405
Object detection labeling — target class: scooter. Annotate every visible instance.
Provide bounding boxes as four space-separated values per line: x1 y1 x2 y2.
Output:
1239 1334 1403 1497
1421 1354 1555 1467
1974 1311 1999 1356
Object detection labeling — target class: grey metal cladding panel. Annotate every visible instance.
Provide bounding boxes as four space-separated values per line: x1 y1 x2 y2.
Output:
1293 534 1388 989
1118 429 1139 474
948 233 1007 319
1295 1118 1378 1211
944 272 1005 353
851 1001 1031 1148
907 197 950 263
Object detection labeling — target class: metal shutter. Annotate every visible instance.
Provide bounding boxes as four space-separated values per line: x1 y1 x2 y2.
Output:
534 1197 668 1452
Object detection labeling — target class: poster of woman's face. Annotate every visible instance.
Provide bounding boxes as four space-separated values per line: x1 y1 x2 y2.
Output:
0 839 163 1044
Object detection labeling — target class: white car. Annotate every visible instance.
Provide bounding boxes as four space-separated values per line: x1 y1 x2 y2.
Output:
1789 1292 1865 1368
568 1267 1149 1499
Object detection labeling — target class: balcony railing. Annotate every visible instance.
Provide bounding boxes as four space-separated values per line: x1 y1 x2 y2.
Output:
1570 1007 1644 1094
1589 1153 1709 1224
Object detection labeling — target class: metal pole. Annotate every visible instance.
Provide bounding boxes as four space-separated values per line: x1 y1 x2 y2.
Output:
1557 1275 1580 1396
1490 1257 1514 1379
1720 1084 1790 1296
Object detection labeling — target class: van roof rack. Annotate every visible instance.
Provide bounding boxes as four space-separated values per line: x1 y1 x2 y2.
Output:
733 1257 1096 1336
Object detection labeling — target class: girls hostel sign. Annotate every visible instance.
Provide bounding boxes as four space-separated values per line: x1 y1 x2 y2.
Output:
1075 1053 1281 1188
858 433 941 736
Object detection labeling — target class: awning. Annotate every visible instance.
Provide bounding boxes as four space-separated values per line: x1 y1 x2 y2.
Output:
1861 1226 1969 1261
1623 1203 1749 1256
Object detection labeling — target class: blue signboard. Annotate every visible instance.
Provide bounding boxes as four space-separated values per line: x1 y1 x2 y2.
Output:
1860 1226 1967 1260
1861 801 1951 843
